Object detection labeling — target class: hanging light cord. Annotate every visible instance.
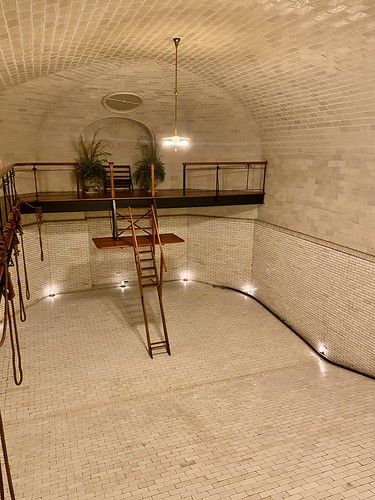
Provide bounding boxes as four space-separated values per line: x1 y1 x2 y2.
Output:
173 37 180 136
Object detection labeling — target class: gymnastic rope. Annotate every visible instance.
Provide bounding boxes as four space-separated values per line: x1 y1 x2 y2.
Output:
35 207 44 262
0 237 10 348
19 202 44 263
0 412 16 500
12 207 31 320
0 267 18 499
0 199 47 499
0 237 23 385
0 205 28 500
12 237 26 323
4 269 23 387
14 210 30 302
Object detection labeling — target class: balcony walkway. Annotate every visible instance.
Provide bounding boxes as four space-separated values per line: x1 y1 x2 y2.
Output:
20 188 264 213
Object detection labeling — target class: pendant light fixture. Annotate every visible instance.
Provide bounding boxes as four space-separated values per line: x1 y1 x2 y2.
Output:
162 37 190 151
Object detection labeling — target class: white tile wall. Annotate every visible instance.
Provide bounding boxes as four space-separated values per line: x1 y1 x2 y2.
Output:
187 215 254 291
252 221 375 378
19 212 375 378
21 213 189 296
259 154 375 255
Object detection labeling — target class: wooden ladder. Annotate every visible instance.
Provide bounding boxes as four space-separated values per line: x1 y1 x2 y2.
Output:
118 205 171 358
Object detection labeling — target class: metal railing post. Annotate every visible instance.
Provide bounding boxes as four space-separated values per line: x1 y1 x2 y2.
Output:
32 165 39 201
8 168 16 204
111 200 118 240
75 163 81 199
262 161 268 194
215 164 220 196
2 177 9 220
246 163 250 191
182 163 186 196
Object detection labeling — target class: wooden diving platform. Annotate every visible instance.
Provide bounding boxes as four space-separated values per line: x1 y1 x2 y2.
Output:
93 233 184 249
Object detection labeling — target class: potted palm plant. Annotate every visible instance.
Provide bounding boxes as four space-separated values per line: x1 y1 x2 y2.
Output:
75 129 111 192
133 135 165 191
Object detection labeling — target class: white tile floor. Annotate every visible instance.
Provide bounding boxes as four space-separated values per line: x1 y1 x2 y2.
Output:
1 282 374 500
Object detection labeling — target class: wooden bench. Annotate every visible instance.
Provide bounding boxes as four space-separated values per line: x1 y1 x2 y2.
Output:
104 164 134 193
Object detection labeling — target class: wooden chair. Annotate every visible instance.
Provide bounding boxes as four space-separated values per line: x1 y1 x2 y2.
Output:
104 164 134 193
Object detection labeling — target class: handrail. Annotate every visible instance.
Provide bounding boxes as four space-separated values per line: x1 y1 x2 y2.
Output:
151 205 167 272
5 161 77 175
128 207 143 275
182 161 267 196
2 162 79 200
183 161 267 166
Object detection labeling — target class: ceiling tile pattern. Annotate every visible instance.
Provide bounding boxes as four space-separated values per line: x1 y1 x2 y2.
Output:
0 0 374 135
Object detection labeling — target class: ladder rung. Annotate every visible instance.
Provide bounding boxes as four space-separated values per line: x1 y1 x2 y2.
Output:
141 266 156 270
151 342 167 348
118 216 151 220
142 283 158 288
140 258 154 262
118 225 152 230
139 249 152 253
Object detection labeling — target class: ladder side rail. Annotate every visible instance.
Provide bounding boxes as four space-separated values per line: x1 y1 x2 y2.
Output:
128 207 143 272
129 206 153 357
159 251 164 295
111 200 119 239
156 284 170 355
150 205 167 272
109 161 115 199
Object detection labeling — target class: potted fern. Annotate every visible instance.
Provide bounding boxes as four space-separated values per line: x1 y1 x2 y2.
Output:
75 130 111 192
133 135 165 191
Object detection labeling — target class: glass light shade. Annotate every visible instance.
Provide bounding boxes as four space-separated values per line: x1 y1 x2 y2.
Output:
162 135 190 148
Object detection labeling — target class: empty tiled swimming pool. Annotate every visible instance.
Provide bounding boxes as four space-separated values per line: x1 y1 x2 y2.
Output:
1 282 374 499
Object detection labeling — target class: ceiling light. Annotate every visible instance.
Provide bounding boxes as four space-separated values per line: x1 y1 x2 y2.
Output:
162 38 190 152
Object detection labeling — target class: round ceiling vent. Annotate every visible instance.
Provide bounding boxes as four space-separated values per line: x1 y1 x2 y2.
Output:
102 92 143 113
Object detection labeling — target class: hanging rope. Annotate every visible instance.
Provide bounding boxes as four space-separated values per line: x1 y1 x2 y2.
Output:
11 236 26 323
13 209 30 302
3 271 22 387
0 412 16 500
0 194 44 499
0 229 19 499
18 202 44 263
35 207 44 262
0 229 23 386
0 192 32 500
8 295 23 387
0 236 10 348
19 233 30 301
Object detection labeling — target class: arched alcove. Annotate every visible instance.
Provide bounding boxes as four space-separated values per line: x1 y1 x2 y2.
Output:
81 117 152 167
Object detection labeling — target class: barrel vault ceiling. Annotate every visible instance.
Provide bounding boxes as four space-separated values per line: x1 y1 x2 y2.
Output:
0 0 374 137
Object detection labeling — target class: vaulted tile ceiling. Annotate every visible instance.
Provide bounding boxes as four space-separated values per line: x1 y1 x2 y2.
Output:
0 0 374 133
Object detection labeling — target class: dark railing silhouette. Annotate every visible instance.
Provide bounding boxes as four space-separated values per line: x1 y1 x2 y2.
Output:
10 162 78 200
182 161 267 196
